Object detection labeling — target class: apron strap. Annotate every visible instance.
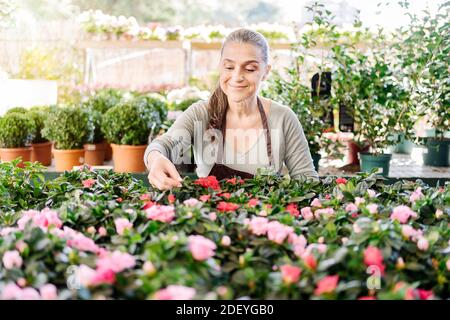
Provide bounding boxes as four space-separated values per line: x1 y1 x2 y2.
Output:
217 97 273 166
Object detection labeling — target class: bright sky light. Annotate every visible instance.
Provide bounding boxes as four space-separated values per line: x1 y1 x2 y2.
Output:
278 0 447 29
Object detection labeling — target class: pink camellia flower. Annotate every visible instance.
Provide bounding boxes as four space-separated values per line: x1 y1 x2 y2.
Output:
345 203 358 213
314 275 339 296
91 269 116 286
302 254 317 271
18 208 62 231
266 221 294 244
311 198 322 208
87 226 96 234
301 207 314 221
40 284 58 300
19 287 41 300
98 227 107 237
367 189 376 198
417 237 429 251
366 204 378 214
66 230 99 253
183 198 200 207
146 205 176 223
353 223 362 234
208 212 217 221
221 235 231 247
409 187 424 203
363 246 385 275
15 241 27 253
199 195 211 202
17 278 26 287
188 235 217 261
249 217 269 236
314 208 335 219
390 205 417 223
417 289 433 300
286 203 300 217
1 283 22 300
358 296 376 300
140 193 152 201
280 264 302 284
401 225 421 239
2 250 23 269
289 233 307 257
154 285 196 300
217 201 239 212
114 218 133 236
82 178 96 188
96 250 136 273
355 197 365 206
0 227 18 236
446 259 450 271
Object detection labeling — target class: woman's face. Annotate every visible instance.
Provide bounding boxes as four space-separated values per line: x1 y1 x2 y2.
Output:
219 41 271 103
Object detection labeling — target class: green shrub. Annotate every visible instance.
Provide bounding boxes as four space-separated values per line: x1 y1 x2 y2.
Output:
5 107 28 115
171 97 201 112
0 113 35 148
101 102 151 145
42 105 92 150
28 109 50 144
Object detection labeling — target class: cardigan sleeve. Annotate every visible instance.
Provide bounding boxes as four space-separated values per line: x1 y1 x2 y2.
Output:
282 107 320 180
144 101 207 168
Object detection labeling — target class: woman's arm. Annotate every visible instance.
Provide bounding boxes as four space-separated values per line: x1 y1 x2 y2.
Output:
144 101 207 168
283 108 320 180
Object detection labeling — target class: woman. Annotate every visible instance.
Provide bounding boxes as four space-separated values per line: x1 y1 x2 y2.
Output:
145 28 318 190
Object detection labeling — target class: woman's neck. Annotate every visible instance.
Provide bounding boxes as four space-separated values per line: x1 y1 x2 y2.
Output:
227 95 258 118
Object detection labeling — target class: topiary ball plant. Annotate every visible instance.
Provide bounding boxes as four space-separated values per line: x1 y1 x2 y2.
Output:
101 102 151 146
28 106 51 143
0 113 35 148
42 105 92 150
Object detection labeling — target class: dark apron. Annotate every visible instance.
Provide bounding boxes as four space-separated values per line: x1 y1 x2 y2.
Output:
208 97 274 180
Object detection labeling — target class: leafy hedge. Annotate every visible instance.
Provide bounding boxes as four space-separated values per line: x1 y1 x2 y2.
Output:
0 113 35 148
0 162 448 300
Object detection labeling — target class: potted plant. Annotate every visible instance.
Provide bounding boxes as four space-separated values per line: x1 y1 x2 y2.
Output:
395 2 450 166
28 106 53 166
0 112 35 167
343 34 412 176
101 98 164 173
42 105 91 171
82 88 125 161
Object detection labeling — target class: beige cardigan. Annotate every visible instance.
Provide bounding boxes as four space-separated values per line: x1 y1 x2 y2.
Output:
144 99 319 180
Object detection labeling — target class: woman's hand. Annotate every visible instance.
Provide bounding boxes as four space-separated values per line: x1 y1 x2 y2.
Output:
147 151 183 190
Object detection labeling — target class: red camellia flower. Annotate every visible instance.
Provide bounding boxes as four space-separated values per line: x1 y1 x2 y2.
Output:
194 176 221 191
417 289 433 300
248 198 259 207
168 194 176 204
336 177 347 185
219 193 231 199
217 201 239 212
116 197 123 203
314 275 339 296
358 296 376 300
280 264 302 284
286 203 300 217
226 177 244 185
142 201 155 210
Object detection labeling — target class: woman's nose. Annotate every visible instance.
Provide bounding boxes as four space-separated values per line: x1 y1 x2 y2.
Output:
232 69 245 82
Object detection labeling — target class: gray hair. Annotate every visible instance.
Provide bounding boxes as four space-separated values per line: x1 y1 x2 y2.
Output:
221 28 270 65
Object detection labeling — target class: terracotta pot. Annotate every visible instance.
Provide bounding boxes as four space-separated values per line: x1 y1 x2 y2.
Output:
104 142 113 161
31 141 52 166
111 144 147 173
84 143 105 166
347 141 369 165
53 149 85 171
0 147 32 168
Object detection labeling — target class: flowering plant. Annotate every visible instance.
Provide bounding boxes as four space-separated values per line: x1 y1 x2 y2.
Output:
0 162 449 300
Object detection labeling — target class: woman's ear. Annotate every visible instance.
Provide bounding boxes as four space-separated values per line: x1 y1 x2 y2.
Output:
262 64 272 81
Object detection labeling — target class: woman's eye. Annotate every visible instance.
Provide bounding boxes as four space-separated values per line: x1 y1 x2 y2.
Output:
225 66 233 70
245 69 255 72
